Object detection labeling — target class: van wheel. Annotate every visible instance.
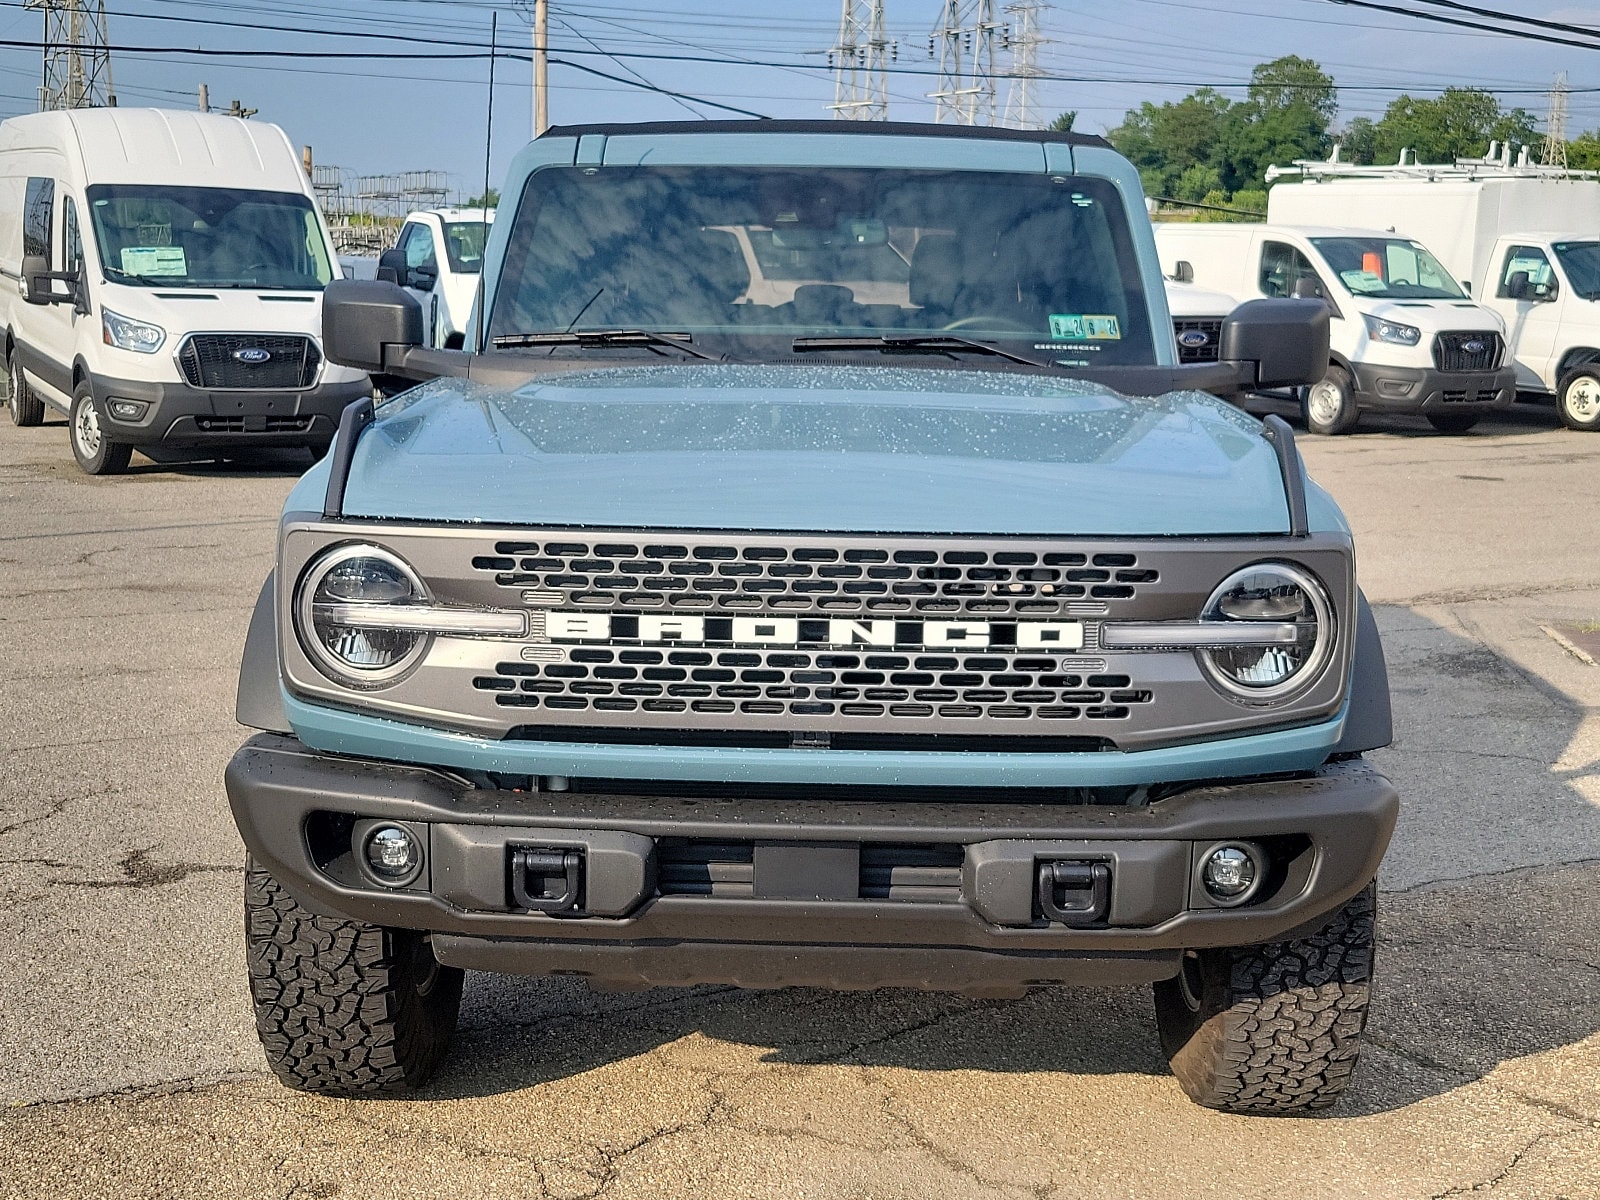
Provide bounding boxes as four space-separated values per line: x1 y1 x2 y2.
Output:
1557 369 1600 431
1426 411 1481 434
1154 882 1376 1115
8 355 44 427
69 382 132 475
1301 366 1359 435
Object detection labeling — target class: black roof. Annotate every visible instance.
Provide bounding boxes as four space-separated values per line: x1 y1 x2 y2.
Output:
541 118 1112 151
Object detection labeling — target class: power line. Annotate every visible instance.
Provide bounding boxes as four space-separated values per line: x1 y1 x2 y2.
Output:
1328 0 1600 52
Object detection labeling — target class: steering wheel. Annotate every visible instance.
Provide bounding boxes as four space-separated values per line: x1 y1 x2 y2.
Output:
941 315 1037 333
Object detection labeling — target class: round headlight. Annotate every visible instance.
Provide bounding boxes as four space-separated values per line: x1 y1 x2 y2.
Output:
1198 563 1334 701
295 544 431 688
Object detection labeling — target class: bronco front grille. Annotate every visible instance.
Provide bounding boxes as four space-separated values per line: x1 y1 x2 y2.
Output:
1433 331 1502 373
178 334 321 390
472 539 1158 617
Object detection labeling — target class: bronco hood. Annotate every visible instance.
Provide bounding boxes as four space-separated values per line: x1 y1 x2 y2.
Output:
331 365 1318 536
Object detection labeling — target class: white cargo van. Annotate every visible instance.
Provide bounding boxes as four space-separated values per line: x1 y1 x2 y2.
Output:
380 207 492 349
1267 159 1600 431
1154 223 1514 434
0 108 371 473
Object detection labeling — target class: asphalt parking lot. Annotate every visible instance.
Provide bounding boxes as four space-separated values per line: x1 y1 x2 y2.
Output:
3 402 1599 1199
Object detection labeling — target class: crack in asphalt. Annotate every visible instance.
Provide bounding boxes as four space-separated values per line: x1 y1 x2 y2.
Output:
1429 1130 1566 1198
1380 857 1600 896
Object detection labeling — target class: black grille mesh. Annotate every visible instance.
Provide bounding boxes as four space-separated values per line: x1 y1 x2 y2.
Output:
178 335 320 390
474 540 1158 617
1433 331 1502 373
1173 318 1223 364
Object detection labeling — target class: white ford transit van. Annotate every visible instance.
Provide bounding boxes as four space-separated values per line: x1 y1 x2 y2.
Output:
1155 222 1515 434
0 108 371 473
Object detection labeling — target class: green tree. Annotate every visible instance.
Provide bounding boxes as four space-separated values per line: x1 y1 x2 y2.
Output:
1338 117 1377 164
1174 163 1223 202
1371 88 1538 163
1247 55 1337 126
1109 89 1230 198
1049 110 1077 133
1568 130 1600 171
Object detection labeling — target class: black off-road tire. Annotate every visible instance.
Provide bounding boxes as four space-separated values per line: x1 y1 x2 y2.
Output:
1301 364 1360 436
1426 411 1481 434
244 859 464 1097
1153 882 1376 1115
8 352 44 427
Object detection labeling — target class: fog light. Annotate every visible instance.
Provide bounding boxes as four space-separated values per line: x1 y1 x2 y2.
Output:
363 825 422 885
1201 843 1261 905
107 399 149 421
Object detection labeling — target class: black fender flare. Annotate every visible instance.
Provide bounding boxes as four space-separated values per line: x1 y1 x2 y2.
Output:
1332 590 1392 755
237 572 291 734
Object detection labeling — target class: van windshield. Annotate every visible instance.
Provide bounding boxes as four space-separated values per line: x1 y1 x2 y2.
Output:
1553 242 1600 300
86 185 334 290
487 165 1155 365
1309 237 1465 300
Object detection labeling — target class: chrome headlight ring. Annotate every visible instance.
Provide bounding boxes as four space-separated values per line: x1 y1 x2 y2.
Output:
1196 562 1336 703
293 543 434 689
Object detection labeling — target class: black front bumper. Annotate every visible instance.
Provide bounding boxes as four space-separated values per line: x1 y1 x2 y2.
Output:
91 373 371 447
225 734 1398 996
1350 362 1516 412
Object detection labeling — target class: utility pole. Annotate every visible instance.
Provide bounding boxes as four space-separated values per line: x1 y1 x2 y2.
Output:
534 0 548 137
198 82 208 112
227 99 257 119
829 1 893 121
27 0 115 110
1001 1 1049 130
1543 72 1569 170
929 1 1000 125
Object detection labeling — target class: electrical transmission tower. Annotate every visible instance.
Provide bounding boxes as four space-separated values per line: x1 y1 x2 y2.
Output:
1001 1 1049 129
1543 72 1570 169
929 0 1001 125
829 1 893 121
26 0 115 110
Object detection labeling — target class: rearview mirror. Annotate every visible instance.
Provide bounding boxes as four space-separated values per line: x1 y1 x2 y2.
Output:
22 253 78 307
1219 298 1330 389
377 248 407 286
322 279 423 373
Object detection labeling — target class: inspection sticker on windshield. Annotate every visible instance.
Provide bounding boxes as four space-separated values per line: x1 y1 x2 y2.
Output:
121 246 187 277
1049 313 1120 340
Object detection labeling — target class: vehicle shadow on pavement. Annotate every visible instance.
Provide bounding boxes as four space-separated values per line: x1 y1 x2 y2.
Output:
1242 394 1561 439
425 605 1600 1119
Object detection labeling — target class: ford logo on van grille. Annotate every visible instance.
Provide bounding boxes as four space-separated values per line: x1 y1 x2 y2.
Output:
1463 340 1486 354
233 348 273 364
1176 330 1212 348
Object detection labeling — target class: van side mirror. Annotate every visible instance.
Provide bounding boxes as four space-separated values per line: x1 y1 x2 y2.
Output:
1506 270 1529 300
1172 260 1194 284
1461 280 1473 296
1219 298 1330 389
23 254 78 307
1291 276 1324 300
322 279 423 373
377 248 407 286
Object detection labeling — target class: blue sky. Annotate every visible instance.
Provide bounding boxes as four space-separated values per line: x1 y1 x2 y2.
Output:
0 0 1596 197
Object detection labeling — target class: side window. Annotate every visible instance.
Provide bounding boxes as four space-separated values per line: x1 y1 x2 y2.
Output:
1259 240 1319 299
23 177 55 265
400 223 438 274
1497 245 1554 300
63 198 83 275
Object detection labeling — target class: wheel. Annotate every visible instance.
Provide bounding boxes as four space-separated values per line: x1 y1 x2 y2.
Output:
1153 882 1376 1115
244 858 463 1097
8 353 44 427
69 382 132 475
1557 369 1600 431
1301 365 1359 435
1426 411 1481 434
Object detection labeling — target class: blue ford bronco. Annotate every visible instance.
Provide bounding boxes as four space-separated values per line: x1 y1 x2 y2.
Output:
227 121 1395 1114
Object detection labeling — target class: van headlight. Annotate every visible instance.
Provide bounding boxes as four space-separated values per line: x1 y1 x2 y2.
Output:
101 309 166 353
1362 314 1420 346
294 545 431 688
1198 563 1334 701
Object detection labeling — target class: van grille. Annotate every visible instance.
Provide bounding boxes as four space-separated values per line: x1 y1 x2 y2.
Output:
1173 318 1223 363
474 539 1158 617
178 334 321 390
1433 331 1501 373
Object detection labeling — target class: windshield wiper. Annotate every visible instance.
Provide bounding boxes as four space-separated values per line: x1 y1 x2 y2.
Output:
492 329 723 361
791 334 1051 368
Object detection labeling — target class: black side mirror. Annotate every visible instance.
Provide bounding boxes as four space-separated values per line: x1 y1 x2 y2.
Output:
1219 298 1330 389
1506 270 1529 300
1291 276 1324 300
1172 259 1194 284
377 248 407 286
408 267 438 292
322 279 423 373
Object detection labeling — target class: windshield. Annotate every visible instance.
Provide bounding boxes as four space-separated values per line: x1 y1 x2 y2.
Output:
443 219 491 274
1309 237 1465 300
1553 241 1600 299
488 165 1155 365
86 185 334 290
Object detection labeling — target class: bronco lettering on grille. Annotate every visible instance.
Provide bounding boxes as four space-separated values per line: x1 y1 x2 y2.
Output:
544 613 1085 650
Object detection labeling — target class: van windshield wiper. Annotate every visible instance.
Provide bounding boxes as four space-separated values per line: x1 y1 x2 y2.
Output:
791 334 1051 368
491 329 723 361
